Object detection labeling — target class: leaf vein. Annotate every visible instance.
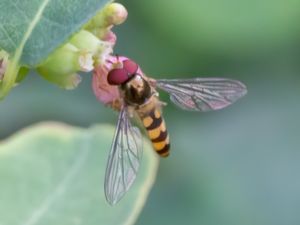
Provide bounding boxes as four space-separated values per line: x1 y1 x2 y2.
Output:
0 24 17 49
9 1 30 24
40 15 65 28
23 133 91 225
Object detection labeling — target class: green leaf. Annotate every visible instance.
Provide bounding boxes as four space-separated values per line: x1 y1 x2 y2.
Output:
0 122 159 225
0 0 111 98
0 0 111 66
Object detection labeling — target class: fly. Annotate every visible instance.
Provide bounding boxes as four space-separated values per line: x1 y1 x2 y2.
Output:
103 56 247 205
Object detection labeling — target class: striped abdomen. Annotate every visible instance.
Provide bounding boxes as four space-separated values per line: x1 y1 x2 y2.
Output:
140 108 170 157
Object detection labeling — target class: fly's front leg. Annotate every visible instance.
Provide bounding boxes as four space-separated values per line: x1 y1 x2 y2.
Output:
148 78 157 87
127 106 135 118
158 101 167 107
151 89 167 108
153 94 167 108
157 100 167 107
153 89 159 97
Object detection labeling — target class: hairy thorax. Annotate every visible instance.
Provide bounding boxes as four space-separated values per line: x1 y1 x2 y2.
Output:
121 74 152 106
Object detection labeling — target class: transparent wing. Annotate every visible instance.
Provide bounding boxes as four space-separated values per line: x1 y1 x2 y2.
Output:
104 107 143 205
156 78 247 111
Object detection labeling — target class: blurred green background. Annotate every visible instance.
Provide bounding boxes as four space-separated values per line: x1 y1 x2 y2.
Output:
1 0 300 224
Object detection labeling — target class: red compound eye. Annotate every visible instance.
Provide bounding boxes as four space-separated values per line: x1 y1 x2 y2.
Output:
107 68 129 85
123 59 138 74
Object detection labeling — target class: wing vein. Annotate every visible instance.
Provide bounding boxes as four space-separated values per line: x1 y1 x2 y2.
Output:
156 78 247 111
104 107 143 205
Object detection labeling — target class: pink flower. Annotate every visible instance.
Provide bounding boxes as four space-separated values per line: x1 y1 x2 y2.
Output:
92 63 120 109
101 30 117 44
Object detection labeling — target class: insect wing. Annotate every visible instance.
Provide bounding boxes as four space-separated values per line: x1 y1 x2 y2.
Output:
104 107 143 205
156 78 247 111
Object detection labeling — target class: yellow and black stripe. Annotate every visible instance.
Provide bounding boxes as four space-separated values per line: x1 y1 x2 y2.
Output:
141 108 170 157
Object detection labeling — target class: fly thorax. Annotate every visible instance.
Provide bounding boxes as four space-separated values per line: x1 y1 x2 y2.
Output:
121 74 152 106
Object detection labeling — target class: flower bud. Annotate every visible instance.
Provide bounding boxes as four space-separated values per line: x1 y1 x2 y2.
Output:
69 29 113 66
85 3 128 29
37 43 86 89
69 30 103 54
84 3 127 44
103 3 128 26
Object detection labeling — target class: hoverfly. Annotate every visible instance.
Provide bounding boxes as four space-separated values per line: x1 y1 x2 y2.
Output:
103 56 247 205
